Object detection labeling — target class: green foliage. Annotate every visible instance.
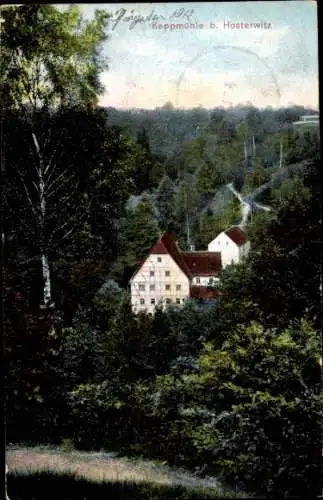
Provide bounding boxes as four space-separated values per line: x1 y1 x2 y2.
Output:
112 196 160 284
247 159 320 328
155 175 177 231
236 122 249 142
3 108 139 318
181 320 321 496
198 199 241 248
242 161 270 191
68 382 126 449
1 4 110 109
91 280 127 329
4 306 66 443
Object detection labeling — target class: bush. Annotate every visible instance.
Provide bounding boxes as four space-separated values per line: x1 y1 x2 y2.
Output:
178 320 322 497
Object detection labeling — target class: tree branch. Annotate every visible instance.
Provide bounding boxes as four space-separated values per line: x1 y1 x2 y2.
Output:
48 211 87 245
44 129 65 176
45 170 75 198
14 166 40 224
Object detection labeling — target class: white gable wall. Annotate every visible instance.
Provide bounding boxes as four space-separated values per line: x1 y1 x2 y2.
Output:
208 232 240 268
239 240 251 261
130 253 190 314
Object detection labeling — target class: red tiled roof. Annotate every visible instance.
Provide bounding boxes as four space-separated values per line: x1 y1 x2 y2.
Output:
181 252 221 276
225 226 247 246
190 286 220 299
150 233 192 276
130 233 191 281
130 233 222 281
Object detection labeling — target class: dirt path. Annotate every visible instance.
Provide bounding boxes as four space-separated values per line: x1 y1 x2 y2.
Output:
7 446 220 492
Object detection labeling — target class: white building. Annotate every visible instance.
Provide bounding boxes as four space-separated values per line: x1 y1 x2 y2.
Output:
293 114 319 130
130 227 250 314
207 226 250 268
130 233 221 314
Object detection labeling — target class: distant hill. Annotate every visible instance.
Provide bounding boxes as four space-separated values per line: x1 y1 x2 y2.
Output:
104 105 316 158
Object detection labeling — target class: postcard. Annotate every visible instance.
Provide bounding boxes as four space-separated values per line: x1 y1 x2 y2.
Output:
3 3 320 499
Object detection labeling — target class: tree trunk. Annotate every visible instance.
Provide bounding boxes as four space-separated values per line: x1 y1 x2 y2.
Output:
6 463 10 500
41 253 52 307
32 132 54 309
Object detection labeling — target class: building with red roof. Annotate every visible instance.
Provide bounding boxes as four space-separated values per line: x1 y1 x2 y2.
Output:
207 226 250 268
130 227 249 314
130 232 222 314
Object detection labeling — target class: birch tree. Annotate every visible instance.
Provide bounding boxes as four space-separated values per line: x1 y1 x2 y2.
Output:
1 5 109 309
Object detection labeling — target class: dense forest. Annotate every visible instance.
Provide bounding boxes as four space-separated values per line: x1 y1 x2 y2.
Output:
3 5 321 499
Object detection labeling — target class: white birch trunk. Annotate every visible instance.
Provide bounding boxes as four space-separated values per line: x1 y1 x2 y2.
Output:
244 141 247 161
40 163 51 306
252 135 256 157
279 141 283 169
6 464 10 500
32 133 54 309
41 253 52 306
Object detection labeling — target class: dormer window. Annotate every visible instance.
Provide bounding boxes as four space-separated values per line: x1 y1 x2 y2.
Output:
196 277 200 284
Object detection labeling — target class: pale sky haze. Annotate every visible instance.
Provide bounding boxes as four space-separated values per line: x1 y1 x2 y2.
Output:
59 2 319 110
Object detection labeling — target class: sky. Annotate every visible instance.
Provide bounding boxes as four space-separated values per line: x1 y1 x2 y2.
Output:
59 1 318 110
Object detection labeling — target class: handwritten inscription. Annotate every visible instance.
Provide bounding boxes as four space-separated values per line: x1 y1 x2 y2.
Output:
110 8 195 30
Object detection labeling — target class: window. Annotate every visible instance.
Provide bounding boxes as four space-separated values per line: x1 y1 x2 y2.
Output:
149 284 155 291
176 284 181 290
176 298 181 304
151 298 155 305
166 298 171 304
139 284 145 291
140 298 145 305
150 271 154 277
165 284 170 291
165 270 170 276
182 298 185 303
196 277 200 284
157 257 162 262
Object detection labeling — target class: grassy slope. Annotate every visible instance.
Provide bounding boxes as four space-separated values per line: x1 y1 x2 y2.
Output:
7 446 246 499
